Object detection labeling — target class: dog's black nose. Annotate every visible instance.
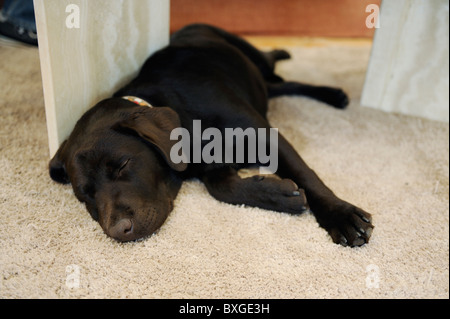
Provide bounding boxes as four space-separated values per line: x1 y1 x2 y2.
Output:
109 218 133 241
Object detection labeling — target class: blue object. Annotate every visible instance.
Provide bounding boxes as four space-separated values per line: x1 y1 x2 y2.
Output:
1 0 36 32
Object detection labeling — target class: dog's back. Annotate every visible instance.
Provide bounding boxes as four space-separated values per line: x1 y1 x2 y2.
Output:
115 24 271 130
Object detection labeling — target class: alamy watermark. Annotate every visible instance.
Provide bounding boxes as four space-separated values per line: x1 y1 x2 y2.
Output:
365 4 380 29
170 120 279 174
366 264 380 289
65 4 80 29
65 264 80 289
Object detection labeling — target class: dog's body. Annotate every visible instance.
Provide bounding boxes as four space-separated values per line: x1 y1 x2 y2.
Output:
50 24 373 246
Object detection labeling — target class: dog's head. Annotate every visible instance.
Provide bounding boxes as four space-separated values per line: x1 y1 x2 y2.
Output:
49 98 187 242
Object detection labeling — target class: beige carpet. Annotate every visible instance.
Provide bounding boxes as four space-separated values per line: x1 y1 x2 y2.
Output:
0 37 448 299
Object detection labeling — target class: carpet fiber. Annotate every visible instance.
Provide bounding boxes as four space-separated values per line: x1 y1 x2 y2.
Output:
0 38 448 299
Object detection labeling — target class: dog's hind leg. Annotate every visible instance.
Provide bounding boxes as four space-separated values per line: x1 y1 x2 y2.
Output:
201 166 308 215
211 26 349 109
267 81 349 109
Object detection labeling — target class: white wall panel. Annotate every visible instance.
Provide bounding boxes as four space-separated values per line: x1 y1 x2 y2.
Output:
361 0 449 123
34 0 170 156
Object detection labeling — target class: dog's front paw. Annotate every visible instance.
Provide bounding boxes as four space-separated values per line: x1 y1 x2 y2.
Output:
319 203 374 247
246 176 309 215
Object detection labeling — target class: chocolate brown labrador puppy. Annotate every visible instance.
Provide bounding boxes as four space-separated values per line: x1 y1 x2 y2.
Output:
49 24 373 246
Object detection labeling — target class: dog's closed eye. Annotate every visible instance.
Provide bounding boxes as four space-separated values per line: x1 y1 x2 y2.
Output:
117 158 131 177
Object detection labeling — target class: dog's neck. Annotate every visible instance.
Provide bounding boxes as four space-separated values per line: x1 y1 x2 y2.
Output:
121 96 153 108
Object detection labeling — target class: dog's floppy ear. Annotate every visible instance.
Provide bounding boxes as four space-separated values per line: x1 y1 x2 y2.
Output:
115 107 188 172
49 140 70 184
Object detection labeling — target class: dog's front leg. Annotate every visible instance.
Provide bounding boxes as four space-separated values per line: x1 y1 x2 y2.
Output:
201 166 308 215
276 133 374 247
